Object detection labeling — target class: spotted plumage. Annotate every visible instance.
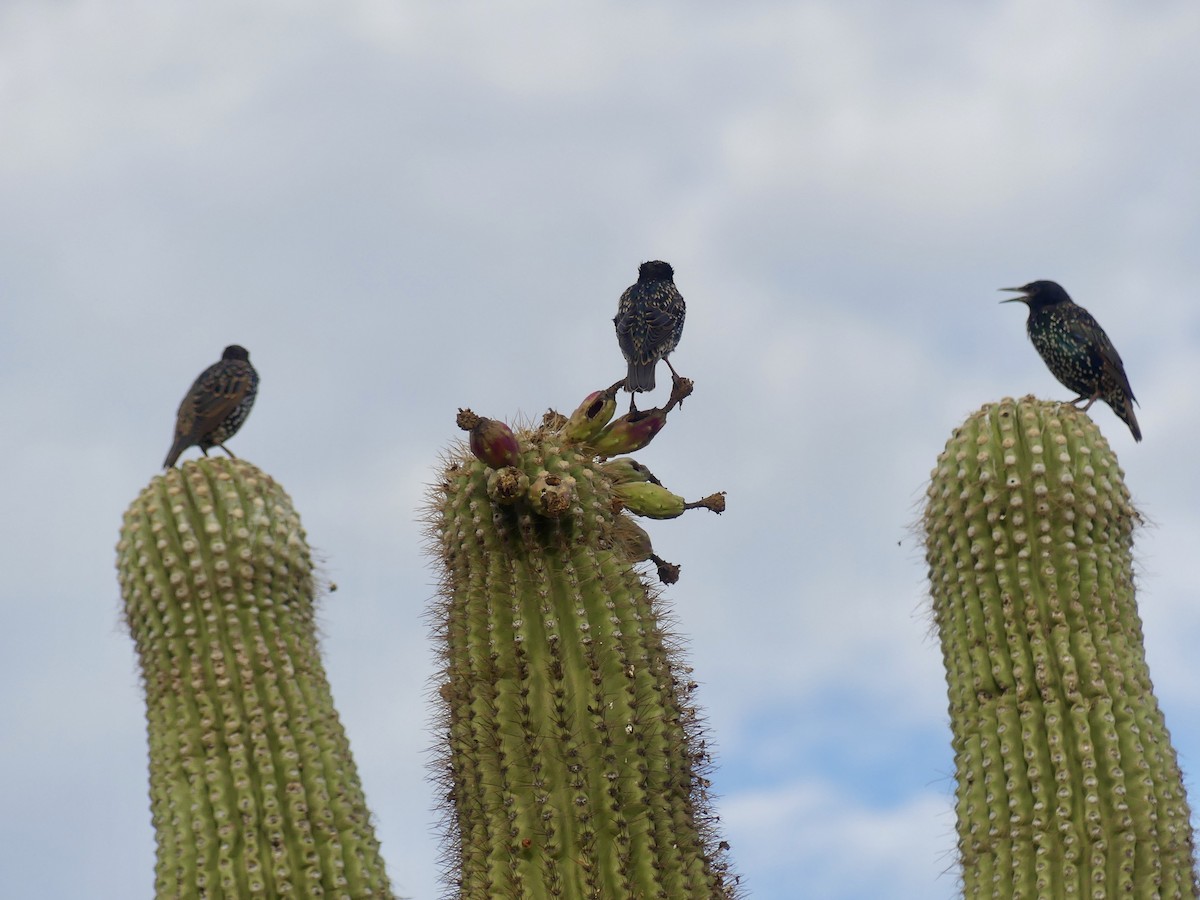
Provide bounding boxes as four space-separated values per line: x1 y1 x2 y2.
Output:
613 260 686 405
163 345 260 468
1002 280 1140 441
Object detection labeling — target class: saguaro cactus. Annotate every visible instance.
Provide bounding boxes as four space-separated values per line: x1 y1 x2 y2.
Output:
428 383 737 899
924 396 1196 897
116 458 392 900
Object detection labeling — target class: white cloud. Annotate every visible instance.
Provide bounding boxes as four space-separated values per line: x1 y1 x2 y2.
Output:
724 780 959 899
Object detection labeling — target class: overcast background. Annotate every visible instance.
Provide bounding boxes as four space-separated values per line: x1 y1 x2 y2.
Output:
3 2 1200 898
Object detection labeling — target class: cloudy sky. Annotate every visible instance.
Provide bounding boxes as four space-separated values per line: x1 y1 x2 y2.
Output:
3 1 1200 897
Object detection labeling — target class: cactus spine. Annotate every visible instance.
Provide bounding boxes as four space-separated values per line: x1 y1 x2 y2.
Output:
429 392 736 899
924 396 1196 897
116 458 393 900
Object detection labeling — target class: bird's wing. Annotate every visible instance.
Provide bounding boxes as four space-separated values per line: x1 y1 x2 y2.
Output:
179 363 253 437
641 306 679 355
613 309 639 358
1065 313 1137 404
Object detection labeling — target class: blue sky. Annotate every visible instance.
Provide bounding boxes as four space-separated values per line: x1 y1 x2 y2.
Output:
3 2 1200 898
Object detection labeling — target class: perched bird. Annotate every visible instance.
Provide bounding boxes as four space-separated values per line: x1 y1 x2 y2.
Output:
163 345 260 468
1001 281 1140 441
613 260 686 409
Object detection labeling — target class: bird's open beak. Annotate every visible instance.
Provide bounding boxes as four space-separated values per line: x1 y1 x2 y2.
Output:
999 287 1027 304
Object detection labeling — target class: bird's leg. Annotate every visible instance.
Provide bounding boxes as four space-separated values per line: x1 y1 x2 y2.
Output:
628 393 639 415
201 447 210 457
664 359 693 410
665 357 683 385
218 444 238 458
1079 391 1101 412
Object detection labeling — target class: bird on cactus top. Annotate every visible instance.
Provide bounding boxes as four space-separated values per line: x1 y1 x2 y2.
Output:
163 345 260 468
614 260 686 411
1002 280 1141 441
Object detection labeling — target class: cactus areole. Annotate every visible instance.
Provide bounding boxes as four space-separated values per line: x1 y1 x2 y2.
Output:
431 393 736 899
924 397 1196 898
117 458 393 900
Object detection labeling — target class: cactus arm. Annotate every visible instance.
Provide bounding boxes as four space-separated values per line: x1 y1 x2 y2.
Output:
924 397 1196 898
117 458 393 899
432 403 736 899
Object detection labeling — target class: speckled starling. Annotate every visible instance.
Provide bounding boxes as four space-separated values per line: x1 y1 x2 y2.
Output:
614 260 686 406
1002 280 1141 441
163 345 260 468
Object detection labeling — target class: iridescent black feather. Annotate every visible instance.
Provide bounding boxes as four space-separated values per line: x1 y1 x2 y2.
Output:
1002 280 1140 441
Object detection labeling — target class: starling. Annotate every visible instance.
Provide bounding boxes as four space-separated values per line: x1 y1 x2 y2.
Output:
613 260 686 409
1002 280 1140 441
163 345 260 468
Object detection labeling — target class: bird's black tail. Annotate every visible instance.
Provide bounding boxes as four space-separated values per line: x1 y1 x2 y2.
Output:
1114 398 1142 442
163 437 188 469
625 361 656 393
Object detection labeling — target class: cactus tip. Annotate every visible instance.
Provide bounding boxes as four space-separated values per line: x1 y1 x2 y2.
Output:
685 492 727 514
456 408 481 431
650 554 681 584
666 376 694 411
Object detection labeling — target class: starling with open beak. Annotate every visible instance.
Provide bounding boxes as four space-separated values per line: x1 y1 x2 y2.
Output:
1002 280 1140 441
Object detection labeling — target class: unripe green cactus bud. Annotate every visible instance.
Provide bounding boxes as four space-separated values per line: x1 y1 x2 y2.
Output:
924 397 1196 898
600 457 660 485
614 483 727 520
458 408 521 469
613 481 685 518
590 407 667 457
116 458 393 900
562 384 619 442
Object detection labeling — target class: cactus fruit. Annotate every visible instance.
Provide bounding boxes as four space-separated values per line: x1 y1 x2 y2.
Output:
458 408 522 470
923 397 1196 898
429 399 735 899
611 515 682 585
601 457 661 486
116 458 393 900
612 483 726 520
485 465 529 506
586 376 693 458
613 481 687 518
589 406 669 457
562 382 621 442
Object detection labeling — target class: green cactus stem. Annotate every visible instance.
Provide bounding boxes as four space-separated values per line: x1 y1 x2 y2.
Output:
923 396 1196 898
116 458 393 900
428 399 736 899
